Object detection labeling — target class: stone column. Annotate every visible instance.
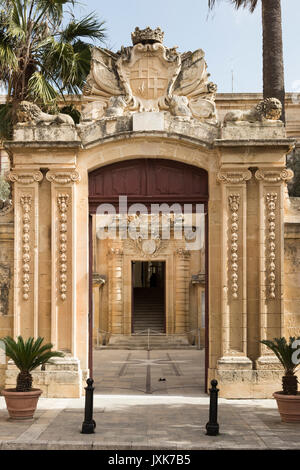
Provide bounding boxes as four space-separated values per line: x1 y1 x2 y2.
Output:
216 169 252 370
46 169 81 353
255 168 294 369
8 169 43 338
175 248 190 334
108 247 123 334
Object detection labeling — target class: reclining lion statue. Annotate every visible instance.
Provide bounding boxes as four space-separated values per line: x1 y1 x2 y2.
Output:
16 101 74 126
224 97 282 124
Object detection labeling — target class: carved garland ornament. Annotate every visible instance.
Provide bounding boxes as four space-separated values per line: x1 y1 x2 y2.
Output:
20 195 32 300
57 194 69 301
228 194 240 299
265 193 277 299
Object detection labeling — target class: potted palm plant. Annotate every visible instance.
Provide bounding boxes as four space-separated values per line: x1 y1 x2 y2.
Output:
1 336 63 420
261 337 300 423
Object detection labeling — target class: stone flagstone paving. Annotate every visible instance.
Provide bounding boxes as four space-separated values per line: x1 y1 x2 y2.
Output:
0 349 299 450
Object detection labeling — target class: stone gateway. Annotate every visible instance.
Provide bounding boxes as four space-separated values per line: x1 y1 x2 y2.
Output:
1 27 299 398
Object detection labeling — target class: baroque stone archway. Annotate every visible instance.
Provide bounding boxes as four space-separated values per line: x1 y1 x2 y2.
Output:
88 158 209 381
2 27 296 398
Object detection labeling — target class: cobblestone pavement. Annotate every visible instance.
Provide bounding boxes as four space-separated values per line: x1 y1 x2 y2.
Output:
0 349 299 450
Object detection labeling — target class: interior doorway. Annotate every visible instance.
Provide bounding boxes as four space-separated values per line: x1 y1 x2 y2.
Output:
132 261 165 334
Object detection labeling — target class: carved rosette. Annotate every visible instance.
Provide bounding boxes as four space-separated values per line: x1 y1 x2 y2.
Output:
20 195 32 300
265 193 277 299
57 194 69 301
108 247 123 257
228 194 240 299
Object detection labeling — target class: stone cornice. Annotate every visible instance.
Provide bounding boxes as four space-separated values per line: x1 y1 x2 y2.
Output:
214 138 295 150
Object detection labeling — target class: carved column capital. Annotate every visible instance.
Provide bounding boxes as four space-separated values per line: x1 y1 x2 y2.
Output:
217 169 252 184
7 170 43 184
255 168 294 183
175 248 191 259
108 247 123 257
46 169 81 185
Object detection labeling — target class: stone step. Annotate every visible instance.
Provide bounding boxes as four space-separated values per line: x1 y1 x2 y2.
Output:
100 335 198 350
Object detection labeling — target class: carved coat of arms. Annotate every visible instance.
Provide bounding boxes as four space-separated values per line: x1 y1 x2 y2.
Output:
82 27 217 123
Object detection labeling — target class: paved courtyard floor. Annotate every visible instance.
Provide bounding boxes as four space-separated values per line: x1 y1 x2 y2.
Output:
0 349 299 450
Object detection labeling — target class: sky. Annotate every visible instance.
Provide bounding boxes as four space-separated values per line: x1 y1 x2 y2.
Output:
73 0 300 94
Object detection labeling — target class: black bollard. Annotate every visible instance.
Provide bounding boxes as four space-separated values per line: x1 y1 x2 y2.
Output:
81 378 96 434
206 379 219 436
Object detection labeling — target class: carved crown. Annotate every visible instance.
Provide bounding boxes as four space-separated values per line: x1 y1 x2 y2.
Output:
131 26 164 45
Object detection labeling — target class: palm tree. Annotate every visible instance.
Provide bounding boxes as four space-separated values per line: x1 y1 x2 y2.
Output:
261 337 300 395
208 0 285 122
0 0 106 137
2 336 64 392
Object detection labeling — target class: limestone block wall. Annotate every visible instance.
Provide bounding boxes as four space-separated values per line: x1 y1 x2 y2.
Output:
284 198 300 339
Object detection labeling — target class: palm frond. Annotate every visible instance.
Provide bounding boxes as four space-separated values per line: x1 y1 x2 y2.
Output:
9 2 26 38
1 336 64 373
261 336 300 375
60 13 106 43
27 71 58 104
208 0 258 13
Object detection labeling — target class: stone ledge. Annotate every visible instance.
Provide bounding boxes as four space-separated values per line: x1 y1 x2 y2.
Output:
5 357 83 398
217 356 253 370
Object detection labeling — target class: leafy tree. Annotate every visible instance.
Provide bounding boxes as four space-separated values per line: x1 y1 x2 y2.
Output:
0 0 106 137
208 0 285 122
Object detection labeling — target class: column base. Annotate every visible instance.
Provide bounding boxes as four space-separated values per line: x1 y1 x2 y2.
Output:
5 356 85 398
256 355 281 370
217 356 253 370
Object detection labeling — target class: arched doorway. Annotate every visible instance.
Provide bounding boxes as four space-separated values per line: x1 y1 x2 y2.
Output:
88 158 209 391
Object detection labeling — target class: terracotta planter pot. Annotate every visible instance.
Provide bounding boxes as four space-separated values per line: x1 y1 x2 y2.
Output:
1 388 42 420
273 392 300 423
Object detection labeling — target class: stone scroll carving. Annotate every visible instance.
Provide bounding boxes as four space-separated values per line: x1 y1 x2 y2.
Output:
46 170 81 185
228 194 240 299
125 235 168 258
8 170 43 185
255 168 294 183
57 194 69 301
20 195 32 300
217 170 252 185
82 27 217 123
265 193 277 299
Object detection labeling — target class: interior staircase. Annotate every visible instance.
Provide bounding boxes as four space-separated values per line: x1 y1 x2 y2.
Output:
132 287 165 334
98 287 197 349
